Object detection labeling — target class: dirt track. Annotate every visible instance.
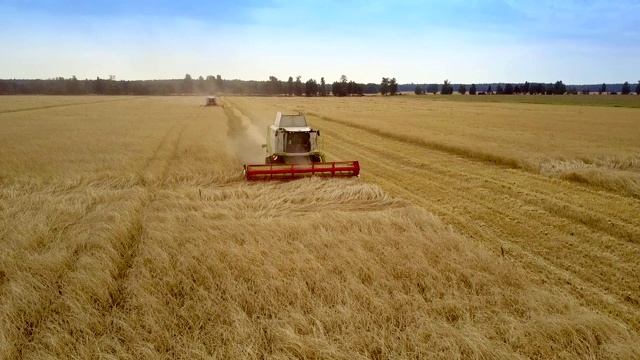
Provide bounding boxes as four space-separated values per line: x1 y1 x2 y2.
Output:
228 97 640 332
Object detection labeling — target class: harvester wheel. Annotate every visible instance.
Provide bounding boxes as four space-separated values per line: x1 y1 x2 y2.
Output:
266 156 284 164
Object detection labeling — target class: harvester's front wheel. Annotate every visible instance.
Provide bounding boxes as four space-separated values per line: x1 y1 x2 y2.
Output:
310 152 326 163
265 155 284 164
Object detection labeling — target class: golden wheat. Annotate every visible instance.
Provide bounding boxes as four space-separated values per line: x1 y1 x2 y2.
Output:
227 95 640 197
227 96 640 350
1 96 639 359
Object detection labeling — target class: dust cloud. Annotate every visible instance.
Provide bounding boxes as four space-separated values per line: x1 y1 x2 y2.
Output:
225 106 267 165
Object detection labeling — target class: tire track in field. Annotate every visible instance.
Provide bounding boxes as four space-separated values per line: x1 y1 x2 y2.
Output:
312 115 640 332
107 110 196 311
137 122 183 186
7 107 196 359
97 108 200 354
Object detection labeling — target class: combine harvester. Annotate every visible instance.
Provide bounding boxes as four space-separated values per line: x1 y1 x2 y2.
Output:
204 96 218 106
244 112 360 180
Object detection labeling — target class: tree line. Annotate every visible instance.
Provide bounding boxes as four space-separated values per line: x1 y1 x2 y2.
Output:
0 73 401 97
262 75 404 96
0 74 372 96
2 75 638 96
262 75 375 97
414 80 640 95
0 75 225 96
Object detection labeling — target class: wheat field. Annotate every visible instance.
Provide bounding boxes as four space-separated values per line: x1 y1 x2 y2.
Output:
1 96 639 359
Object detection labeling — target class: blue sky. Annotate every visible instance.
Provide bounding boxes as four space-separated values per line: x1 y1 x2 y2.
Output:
1 0 638 83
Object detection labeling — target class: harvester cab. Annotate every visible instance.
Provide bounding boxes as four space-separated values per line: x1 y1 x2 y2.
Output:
265 112 323 164
244 112 360 180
